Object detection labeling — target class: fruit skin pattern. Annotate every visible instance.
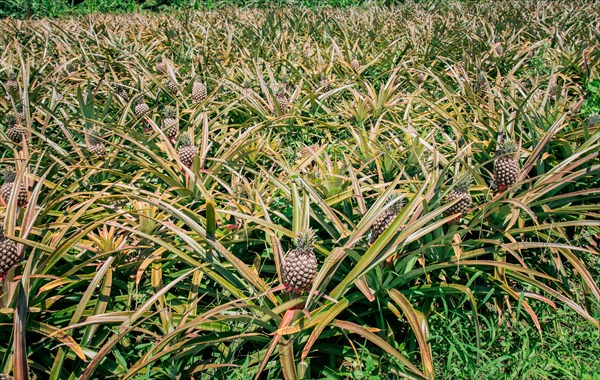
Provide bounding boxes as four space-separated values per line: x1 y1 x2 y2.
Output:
282 230 318 293
494 140 519 193
0 226 20 280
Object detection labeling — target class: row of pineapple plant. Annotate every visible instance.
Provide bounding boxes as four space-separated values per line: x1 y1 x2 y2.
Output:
0 2 599 379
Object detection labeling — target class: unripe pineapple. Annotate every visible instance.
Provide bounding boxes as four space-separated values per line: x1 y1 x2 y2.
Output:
0 226 19 276
445 176 472 218
191 77 206 103
1 170 27 208
88 135 106 157
155 57 167 74
587 114 600 127
474 70 487 98
116 85 129 101
163 107 178 140
282 230 318 292
320 75 330 92
5 72 18 95
368 198 404 245
493 140 519 192
275 88 289 114
178 135 197 167
135 97 150 118
5 115 24 143
167 80 179 93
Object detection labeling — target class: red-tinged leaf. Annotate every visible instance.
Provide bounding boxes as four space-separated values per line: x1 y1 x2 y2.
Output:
301 298 349 361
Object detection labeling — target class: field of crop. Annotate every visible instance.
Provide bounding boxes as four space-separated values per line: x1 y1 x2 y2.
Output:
0 1 599 379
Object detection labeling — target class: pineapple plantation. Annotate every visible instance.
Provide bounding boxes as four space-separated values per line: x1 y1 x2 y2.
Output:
1 1 600 379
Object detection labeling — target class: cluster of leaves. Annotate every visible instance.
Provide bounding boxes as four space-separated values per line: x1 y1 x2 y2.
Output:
0 1 599 379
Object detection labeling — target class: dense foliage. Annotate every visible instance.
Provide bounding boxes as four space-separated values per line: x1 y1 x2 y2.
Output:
1 1 599 379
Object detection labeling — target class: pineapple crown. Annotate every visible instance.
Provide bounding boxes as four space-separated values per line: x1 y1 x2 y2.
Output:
3 170 16 184
179 134 193 147
476 70 486 82
164 106 175 118
88 134 101 146
8 72 16 81
587 114 600 127
294 229 317 251
453 175 472 192
136 97 145 106
497 139 517 156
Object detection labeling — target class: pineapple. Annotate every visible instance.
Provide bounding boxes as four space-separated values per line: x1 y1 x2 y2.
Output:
493 140 519 192
191 76 207 103
474 70 487 98
5 72 18 95
0 225 19 276
368 198 404 245
5 114 24 143
282 230 318 292
88 135 106 157
587 114 600 126
275 88 289 114
163 107 178 140
178 135 197 167
167 80 179 93
135 97 149 118
445 176 472 218
1 170 27 208
416 72 426 85
494 42 504 56
350 56 361 72
116 85 129 101
320 75 330 92
155 57 167 74
15 103 25 123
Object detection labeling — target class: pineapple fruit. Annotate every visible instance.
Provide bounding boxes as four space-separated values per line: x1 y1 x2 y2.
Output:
368 198 403 245
5 114 24 143
1 170 27 207
116 85 129 101
320 75 330 92
155 56 167 74
178 135 197 167
282 230 318 292
135 97 149 118
474 70 487 98
167 80 179 93
445 176 472 219
191 77 207 103
5 72 18 95
163 107 178 141
493 140 519 193
350 56 361 72
275 88 289 114
0 226 19 276
88 135 106 157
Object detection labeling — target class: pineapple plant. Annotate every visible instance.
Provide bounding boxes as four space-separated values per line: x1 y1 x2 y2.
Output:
445 176 472 219
163 107 178 140
282 230 318 292
5 114 24 143
178 135 197 167
0 225 19 276
493 140 519 193
135 97 150 118
5 72 18 95
191 76 207 103
87 135 106 157
368 198 404 245
1 170 27 208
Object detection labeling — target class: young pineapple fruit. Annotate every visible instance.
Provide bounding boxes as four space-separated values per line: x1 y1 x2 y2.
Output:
155 56 167 74
88 135 106 157
5 72 18 95
320 75 331 92
493 140 519 193
5 114 24 143
350 56 361 72
445 176 472 219
191 77 207 103
275 88 290 114
116 85 129 102
167 80 179 93
1 170 27 208
0 226 19 277
474 70 487 98
178 135 197 167
163 107 178 140
135 97 150 118
368 198 404 245
282 230 318 292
